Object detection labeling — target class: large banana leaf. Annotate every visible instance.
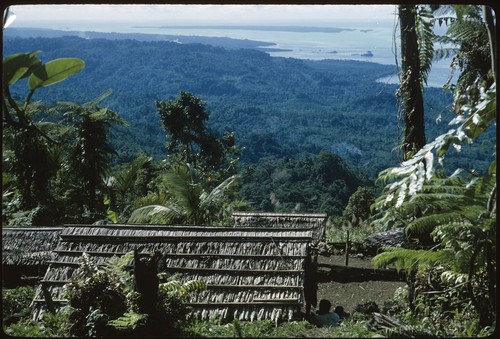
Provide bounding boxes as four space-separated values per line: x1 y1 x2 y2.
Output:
2 51 41 87
28 58 84 90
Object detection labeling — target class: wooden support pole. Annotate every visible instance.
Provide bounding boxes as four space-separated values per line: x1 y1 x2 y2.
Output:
345 229 350 267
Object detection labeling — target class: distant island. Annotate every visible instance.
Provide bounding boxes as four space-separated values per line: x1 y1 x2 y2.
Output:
351 50 374 57
134 25 356 33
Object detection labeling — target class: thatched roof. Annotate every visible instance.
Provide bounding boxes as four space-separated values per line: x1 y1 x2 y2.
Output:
232 212 327 244
32 224 313 322
2 227 62 266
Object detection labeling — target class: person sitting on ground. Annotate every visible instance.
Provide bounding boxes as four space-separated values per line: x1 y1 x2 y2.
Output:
334 305 349 324
311 299 340 327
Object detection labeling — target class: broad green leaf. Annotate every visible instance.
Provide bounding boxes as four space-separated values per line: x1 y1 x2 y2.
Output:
3 51 41 86
107 209 119 224
28 58 84 90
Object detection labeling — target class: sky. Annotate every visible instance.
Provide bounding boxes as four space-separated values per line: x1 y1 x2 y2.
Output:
5 4 397 30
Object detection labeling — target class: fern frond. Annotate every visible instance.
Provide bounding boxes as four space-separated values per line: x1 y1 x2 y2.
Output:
416 6 437 86
433 47 459 60
406 212 469 238
372 247 454 273
181 279 208 294
159 279 207 299
381 323 442 338
447 18 485 42
107 310 148 330
375 84 495 209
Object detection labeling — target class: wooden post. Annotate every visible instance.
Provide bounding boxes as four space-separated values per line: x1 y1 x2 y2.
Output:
345 228 350 267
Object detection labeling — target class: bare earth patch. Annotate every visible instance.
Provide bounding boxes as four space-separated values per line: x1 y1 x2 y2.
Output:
315 255 407 314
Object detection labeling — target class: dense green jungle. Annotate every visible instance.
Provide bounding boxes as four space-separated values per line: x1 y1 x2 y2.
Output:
4 31 493 178
3 30 495 220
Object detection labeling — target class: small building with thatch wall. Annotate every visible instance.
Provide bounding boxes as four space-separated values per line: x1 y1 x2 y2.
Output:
2 227 62 287
32 224 315 322
231 212 328 245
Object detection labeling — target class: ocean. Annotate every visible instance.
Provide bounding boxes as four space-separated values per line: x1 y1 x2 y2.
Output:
12 20 456 88
124 23 456 88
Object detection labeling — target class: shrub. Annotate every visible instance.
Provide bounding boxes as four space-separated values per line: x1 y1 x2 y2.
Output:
2 286 35 317
63 251 205 337
354 301 380 315
3 308 70 337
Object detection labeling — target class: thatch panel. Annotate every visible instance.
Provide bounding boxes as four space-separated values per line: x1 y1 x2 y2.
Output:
169 241 308 257
164 257 303 271
231 212 327 243
2 228 62 266
57 241 167 254
61 225 313 241
54 240 308 258
30 224 313 322
190 305 299 322
174 271 303 287
41 265 76 282
192 288 301 304
232 212 327 227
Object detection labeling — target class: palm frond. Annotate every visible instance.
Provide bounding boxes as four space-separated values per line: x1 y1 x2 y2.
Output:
200 174 239 210
163 166 203 224
128 191 183 224
114 156 152 195
127 203 183 224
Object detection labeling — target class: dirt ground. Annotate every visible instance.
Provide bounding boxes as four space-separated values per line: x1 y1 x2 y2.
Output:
315 255 407 314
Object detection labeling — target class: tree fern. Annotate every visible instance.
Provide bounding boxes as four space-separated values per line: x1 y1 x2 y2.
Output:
375 83 495 209
372 247 454 273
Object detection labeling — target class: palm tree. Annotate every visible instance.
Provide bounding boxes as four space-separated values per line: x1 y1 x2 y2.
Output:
55 90 127 219
128 164 239 225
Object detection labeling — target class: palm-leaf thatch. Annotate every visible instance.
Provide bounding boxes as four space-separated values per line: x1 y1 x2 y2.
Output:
232 212 327 244
31 224 314 322
2 227 63 286
2 227 62 266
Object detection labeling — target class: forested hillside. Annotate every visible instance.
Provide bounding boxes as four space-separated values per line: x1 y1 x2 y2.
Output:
4 32 483 178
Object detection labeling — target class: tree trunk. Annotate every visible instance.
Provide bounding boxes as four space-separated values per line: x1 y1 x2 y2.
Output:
399 5 426 160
